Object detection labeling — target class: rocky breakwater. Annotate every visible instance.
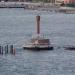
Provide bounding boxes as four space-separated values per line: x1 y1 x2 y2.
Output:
0 2 26 8
59 7 75 14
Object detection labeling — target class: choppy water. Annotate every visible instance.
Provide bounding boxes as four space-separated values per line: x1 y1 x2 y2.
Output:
0 9 75 75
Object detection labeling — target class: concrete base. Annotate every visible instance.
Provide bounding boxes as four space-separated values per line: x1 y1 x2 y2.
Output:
23 46 53 50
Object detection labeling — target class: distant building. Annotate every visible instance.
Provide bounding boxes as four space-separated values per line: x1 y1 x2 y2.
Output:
64 0 75 7
32 0 55 3
64 0 75 4
55 0 64 4
49 0 55 3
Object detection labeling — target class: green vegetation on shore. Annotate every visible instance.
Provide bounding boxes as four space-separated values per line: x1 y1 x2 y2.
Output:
66 3 75 7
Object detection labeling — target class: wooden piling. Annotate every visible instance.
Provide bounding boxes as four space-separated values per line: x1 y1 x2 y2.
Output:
0 46 1 54
10 45 13 54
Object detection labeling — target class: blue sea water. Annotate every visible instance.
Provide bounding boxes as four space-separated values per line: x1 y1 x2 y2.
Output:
0 9 75 75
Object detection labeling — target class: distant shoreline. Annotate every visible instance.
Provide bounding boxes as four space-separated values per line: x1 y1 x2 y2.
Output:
0 2 75 14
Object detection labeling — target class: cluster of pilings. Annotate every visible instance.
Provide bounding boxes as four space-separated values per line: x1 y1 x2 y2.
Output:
0 44 15 55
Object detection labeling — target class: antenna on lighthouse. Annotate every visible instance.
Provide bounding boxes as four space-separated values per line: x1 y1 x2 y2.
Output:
36 15 40 35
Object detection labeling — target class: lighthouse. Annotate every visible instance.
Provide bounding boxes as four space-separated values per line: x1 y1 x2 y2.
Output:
23 15 53 50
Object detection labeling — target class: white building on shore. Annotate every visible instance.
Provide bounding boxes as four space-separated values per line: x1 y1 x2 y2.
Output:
55 0 64 4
